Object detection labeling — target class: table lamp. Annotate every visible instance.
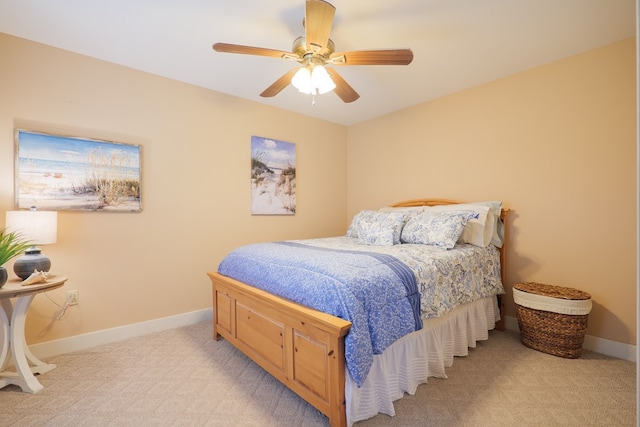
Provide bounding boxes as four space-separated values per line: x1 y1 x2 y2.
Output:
5 207 58 280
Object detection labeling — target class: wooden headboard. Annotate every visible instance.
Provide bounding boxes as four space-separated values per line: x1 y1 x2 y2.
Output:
391 198 510 220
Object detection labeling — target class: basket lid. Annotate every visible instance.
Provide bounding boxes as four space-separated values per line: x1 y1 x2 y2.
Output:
513 286 592 315
514 282 591 300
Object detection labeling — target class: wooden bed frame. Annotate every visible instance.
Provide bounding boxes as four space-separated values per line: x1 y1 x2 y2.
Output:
208 199 509 427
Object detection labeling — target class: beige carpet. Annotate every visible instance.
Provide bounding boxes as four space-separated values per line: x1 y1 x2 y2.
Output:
0 322 635 426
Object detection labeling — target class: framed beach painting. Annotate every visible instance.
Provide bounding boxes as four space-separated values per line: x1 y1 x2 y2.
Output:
251 135 296 215
15 129 142 212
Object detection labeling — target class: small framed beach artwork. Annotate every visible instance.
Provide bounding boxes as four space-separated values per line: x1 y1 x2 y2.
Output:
251 135 296 215
15 129 142 212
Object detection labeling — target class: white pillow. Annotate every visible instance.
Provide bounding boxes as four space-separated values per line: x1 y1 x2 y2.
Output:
427 203 492 247
469 201 504 247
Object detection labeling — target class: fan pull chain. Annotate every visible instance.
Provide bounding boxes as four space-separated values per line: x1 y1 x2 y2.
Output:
312 94 316 105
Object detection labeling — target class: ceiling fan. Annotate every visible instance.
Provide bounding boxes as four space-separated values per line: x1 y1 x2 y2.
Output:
212 0 413 103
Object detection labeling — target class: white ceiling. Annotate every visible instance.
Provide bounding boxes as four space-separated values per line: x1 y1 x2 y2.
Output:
0 0 635 126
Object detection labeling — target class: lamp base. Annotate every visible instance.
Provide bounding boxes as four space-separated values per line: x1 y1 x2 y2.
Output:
14 247 51 280
0 267 8 288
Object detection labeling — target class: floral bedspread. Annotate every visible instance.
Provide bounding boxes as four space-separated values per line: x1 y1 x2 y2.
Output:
303 237 504 319
217 237 503 387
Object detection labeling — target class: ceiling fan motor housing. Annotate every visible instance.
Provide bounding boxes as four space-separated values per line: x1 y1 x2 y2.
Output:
293 36 335 61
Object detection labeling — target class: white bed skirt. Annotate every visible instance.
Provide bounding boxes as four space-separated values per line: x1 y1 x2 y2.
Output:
345 295 500 426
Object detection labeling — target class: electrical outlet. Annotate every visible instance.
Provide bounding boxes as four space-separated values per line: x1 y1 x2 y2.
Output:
66 290 79 306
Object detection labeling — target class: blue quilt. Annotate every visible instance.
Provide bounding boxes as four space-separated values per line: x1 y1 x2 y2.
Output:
217 241 421 387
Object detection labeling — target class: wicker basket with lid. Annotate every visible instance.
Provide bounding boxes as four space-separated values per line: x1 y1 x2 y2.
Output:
513 282 592 358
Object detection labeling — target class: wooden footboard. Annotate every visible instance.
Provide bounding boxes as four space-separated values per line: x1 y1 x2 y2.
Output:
208 272 352 427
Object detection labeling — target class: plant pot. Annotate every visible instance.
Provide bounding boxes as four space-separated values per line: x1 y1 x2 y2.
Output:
0 266 7 288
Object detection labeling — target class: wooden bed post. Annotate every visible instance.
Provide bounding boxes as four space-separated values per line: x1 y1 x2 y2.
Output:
495 208 510 331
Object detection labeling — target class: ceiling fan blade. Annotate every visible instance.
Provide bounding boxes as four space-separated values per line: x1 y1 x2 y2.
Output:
213 42 294 60
330 49 414 66
305 0 335 52
260 68 299 98
326 67 359 103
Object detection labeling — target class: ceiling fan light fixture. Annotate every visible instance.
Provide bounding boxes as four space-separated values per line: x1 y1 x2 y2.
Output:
212 0 411 103
292 64 335 95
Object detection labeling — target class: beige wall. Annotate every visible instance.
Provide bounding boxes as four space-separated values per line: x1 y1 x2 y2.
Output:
347 38 637 345
1 33 636 349
0 33 347 344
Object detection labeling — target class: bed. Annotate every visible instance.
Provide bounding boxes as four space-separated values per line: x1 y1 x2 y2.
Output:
208 199 509 426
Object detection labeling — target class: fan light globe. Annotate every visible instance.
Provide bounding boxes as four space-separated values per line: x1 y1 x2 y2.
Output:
292 67 312 93
292 65 335 95
312 65 336 94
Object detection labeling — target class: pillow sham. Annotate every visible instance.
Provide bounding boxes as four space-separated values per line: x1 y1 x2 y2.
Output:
346 210 408 246
427 204 491 247
346 210 369 238
469 201 504 247
401 210 479 249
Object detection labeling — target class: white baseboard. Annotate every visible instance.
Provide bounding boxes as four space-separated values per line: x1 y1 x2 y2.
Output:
30 311 636 363
31 308 213 360
504 315 637 362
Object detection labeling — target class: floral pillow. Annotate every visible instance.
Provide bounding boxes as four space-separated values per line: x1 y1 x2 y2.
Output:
346 210 370 238
400 210 479 249
346 210 408 246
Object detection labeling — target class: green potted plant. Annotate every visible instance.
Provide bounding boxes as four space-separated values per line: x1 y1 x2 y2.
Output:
0 227 32 288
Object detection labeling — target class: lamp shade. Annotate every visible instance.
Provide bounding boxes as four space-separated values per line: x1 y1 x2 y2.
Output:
5 208 58 279
6 209 57 245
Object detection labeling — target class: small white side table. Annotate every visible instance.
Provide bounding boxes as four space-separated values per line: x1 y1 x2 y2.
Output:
0 275 67 393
